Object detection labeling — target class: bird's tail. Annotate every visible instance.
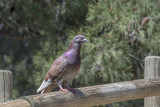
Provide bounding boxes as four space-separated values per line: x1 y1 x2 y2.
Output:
39 85 54 94
37 79 53 94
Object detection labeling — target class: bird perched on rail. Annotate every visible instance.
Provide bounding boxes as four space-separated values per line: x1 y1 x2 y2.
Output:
37 35 88 94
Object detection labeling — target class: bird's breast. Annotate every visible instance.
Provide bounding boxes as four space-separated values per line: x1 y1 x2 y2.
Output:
64 50 80 65
59 64 80 82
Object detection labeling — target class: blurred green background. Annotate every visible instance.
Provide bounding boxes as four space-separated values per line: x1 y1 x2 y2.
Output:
0 0 160 106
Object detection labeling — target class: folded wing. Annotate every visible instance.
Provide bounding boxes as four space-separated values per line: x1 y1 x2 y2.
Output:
37 55 67 94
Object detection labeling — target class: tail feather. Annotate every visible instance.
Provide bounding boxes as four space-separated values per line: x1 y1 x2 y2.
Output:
37 79 52 94
40 85 54 94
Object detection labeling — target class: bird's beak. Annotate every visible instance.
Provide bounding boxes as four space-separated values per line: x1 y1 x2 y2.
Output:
83 38 88 43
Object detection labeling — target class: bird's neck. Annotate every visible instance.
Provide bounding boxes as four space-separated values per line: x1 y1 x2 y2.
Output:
65 42 81 62
72 43 81 52
68 42 81 53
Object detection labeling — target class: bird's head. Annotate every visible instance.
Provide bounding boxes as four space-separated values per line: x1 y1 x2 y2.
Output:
73 35 88 44
68 35 88 51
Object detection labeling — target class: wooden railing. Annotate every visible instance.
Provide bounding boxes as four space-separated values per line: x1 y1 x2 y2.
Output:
0 56 160 107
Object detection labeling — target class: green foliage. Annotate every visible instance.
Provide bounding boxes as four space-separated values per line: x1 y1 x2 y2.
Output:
33 0 160 106
68 0 160 106
1 0 160 106
0 0 89 97
31 0 90 88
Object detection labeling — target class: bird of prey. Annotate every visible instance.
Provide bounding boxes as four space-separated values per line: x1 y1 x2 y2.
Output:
37 35 88 94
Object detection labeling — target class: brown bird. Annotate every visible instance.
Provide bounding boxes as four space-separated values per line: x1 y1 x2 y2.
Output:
37 35 88 94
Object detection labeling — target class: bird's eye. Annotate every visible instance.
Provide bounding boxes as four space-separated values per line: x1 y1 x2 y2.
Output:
77 37 80 39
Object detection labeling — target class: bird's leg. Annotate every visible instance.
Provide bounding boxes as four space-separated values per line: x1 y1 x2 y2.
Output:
66 84 76 93
58 81 69 92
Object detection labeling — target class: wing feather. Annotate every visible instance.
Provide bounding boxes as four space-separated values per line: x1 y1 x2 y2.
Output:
37 55 67 93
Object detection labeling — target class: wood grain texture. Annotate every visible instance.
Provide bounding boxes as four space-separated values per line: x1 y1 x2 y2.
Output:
0 70 13 103
0 99 30 107
1 78 160 107
144 56 160 107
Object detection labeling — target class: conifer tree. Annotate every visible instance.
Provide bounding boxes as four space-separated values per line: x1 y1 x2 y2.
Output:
34 0 160 106
1 0 160 106
67 0 160 106
0 0 89 97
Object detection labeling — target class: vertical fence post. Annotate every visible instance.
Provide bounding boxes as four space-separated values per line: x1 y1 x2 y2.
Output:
0 70 13 103
144 56 160 107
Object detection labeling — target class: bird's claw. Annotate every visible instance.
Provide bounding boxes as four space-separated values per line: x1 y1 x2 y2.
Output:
67 87 76 94
70 89 76 93
59 86 76 93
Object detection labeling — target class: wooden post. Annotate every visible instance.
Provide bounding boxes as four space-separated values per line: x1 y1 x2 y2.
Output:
1 78 160 107
0 70 13 103
144 56 160 107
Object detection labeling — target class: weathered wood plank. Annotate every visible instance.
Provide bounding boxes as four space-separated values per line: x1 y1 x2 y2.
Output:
0 99 30 107
144 56 160 107
0 70 13 103
1 78 160 107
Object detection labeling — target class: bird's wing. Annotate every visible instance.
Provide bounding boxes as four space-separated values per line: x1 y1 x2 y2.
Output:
37 55 68 93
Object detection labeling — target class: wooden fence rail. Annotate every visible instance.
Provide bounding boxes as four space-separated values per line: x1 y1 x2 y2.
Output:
1 77 160 107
